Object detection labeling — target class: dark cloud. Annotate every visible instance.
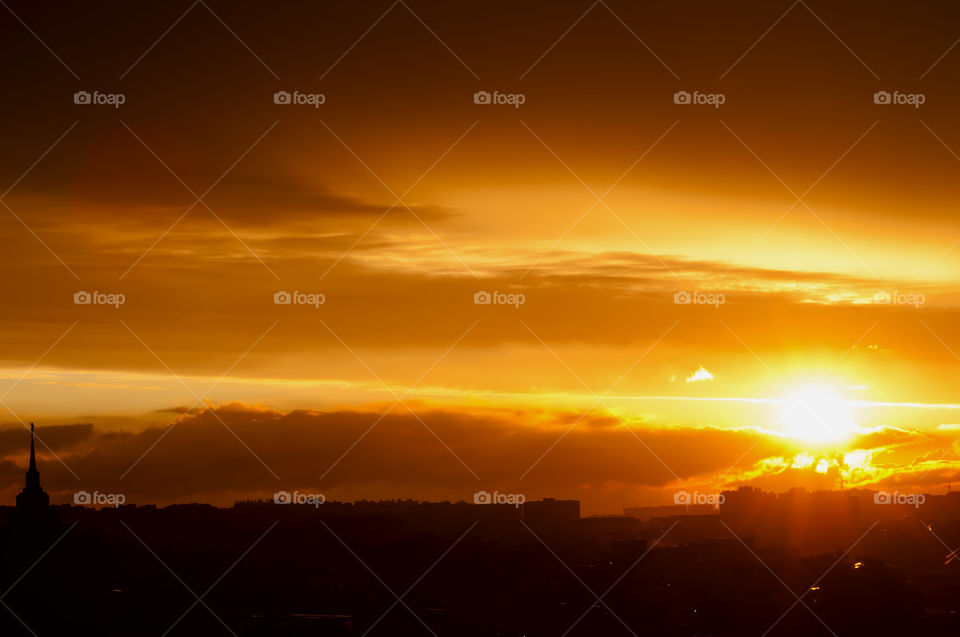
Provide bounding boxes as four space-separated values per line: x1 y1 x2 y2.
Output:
1 404 788 509
0 422 93 456
1 406 956 514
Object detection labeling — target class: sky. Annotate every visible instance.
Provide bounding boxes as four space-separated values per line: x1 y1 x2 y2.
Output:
2 0 960 515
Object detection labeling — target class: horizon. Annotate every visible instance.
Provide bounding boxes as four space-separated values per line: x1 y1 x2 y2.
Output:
6 439 957 515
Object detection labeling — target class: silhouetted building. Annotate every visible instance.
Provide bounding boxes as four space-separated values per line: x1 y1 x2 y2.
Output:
15 423 50 521
523 497 580 525
624 503 717 520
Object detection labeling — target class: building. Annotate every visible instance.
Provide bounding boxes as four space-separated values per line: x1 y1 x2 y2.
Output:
522 498 580 526
15 423 50 519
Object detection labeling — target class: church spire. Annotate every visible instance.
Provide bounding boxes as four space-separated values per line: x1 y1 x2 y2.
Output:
28 422 37 473
16 422 49 517
24 422 40 490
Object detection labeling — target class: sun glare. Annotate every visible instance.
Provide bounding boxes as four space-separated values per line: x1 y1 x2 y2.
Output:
778 385 857 443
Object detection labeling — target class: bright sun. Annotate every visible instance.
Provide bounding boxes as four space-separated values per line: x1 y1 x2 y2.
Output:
778 385 856 442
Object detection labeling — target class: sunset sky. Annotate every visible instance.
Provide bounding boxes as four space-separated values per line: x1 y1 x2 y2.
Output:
2 0 960 514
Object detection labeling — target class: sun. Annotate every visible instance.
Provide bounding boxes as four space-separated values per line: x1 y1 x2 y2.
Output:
778 385 856 443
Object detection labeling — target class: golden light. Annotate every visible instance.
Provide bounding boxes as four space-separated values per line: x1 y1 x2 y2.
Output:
778 385 857 443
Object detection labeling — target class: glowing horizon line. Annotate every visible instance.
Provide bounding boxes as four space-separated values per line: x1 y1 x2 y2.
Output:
3 367 959 412
452 392 960 410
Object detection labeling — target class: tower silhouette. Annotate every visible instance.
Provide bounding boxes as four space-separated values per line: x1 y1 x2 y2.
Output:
15 423 50 517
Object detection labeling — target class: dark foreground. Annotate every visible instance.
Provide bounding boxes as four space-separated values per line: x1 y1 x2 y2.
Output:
1 492 959 636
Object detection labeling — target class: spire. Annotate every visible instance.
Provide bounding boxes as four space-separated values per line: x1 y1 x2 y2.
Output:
23 422 41 491
28 422 37 473
16 421 49 517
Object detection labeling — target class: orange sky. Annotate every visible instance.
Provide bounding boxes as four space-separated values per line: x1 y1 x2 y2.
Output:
2 0 960 514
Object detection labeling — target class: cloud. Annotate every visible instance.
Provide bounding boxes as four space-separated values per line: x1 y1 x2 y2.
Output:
0 423 94 458
4 246 958 394
0 404 794 513
2 405 957 514
686 366 714 383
